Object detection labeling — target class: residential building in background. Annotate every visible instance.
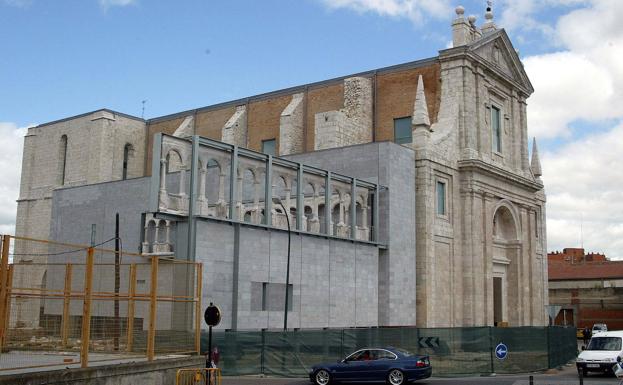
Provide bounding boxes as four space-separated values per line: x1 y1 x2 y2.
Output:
549 248 623 329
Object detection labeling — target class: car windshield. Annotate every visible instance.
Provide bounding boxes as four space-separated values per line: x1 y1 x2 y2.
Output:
587 337 621 351
593 325 606 331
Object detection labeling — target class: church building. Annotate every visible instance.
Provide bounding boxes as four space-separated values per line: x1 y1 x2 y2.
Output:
14 4 548 330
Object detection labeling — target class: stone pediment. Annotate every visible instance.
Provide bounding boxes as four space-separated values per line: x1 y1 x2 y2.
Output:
468 29 534 95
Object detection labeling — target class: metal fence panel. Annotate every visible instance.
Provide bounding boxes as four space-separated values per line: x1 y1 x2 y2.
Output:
0 235 201 371
205 326 577 377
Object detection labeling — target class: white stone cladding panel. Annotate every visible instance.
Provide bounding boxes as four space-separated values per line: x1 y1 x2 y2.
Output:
279 93 304 155
197 221 235 330
196 221 379 330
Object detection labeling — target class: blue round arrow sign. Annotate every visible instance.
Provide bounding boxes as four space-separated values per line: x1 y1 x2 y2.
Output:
495 343 508 360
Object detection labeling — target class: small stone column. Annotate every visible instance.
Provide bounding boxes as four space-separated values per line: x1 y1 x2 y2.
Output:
198 168 207 215
141 221 151 254
252 181 261 224
158 158 168 209
236 174 244 220
309 193 320 233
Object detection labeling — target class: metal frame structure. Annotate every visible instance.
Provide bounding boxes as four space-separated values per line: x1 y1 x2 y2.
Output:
149 134 385 262
0 235 202 371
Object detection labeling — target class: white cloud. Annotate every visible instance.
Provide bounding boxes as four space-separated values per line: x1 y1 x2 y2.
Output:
523 0 623 139
542 122 623 258
99 0 137 10
319 0 452 25
0 123 28 236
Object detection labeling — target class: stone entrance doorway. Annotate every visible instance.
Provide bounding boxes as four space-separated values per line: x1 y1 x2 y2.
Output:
493 276 503 325
491 204 520 326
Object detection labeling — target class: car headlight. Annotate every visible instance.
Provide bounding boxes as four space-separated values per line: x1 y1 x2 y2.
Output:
577 357 585 362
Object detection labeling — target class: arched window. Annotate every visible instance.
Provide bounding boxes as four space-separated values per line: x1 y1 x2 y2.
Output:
59 135 68 185
122 143 133 180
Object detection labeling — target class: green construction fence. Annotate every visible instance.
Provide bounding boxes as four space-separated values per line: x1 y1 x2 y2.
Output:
201 326 577 377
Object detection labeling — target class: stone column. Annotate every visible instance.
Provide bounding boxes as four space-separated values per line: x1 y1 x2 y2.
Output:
217 172 227 217
519 97 530 172
198 168 207 215
142 221 151 254
164 220 171 253
236 174 243 220
361 195 369 229
158 158 168 209
252 181 261 224
309 193 320 233
153 223 161 251
338 197 345 226
284 186 292 227
482 192 495 326
178 169 186 196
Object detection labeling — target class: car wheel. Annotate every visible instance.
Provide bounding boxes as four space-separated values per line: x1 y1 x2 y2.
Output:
314 369 331 385
387 369 405 385
578 368 587 378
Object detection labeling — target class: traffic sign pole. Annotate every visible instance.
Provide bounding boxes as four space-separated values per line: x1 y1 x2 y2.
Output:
203 302 221 385
207 325 212 385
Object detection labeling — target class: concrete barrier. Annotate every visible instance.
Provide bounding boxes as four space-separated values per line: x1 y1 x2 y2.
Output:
0 356 204 385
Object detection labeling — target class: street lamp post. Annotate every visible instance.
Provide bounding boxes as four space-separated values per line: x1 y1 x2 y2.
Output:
272 197 291 331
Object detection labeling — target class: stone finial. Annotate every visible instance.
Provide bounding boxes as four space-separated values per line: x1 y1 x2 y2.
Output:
481 0 497 34
412 75 431 130
531 137 542 179
452 4 472 47
468 15 482 40
173 115 194 138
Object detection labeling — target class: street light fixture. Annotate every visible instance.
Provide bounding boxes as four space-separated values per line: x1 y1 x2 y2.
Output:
272 196 291 331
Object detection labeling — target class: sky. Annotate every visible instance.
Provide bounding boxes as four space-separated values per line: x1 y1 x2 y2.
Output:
1 0 622 258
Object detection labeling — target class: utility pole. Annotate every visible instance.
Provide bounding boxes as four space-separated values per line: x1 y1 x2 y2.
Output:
114 213 120 351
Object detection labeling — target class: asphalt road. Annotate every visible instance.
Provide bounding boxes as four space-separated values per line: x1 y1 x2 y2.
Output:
221 364 620 385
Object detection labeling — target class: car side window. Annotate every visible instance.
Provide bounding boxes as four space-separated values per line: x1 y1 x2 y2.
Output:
377 350 397 360
347 350 365 361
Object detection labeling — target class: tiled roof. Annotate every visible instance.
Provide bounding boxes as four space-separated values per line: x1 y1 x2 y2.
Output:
548 261 623 281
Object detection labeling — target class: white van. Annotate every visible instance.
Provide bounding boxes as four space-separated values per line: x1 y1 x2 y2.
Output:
592 323 608 336
576 330 623 377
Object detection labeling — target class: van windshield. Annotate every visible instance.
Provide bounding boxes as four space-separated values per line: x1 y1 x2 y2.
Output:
587 337 621 351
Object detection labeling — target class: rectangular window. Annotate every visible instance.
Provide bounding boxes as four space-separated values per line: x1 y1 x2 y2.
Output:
492 106 501 153
262 282 268 311
286 283 293 311
393 117 412 144
436 181 446 216
262 139 276 156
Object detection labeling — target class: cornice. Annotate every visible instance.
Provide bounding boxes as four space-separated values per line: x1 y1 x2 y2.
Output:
458 158 543 192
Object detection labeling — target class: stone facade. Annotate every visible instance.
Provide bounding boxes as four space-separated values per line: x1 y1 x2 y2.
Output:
315 77 373 150
13 110 146 327
279 92 304 156
221 105 247 147
410 8 546 327
14 4 548 329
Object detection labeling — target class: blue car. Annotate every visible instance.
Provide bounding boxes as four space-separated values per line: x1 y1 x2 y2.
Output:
309 347 432 385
